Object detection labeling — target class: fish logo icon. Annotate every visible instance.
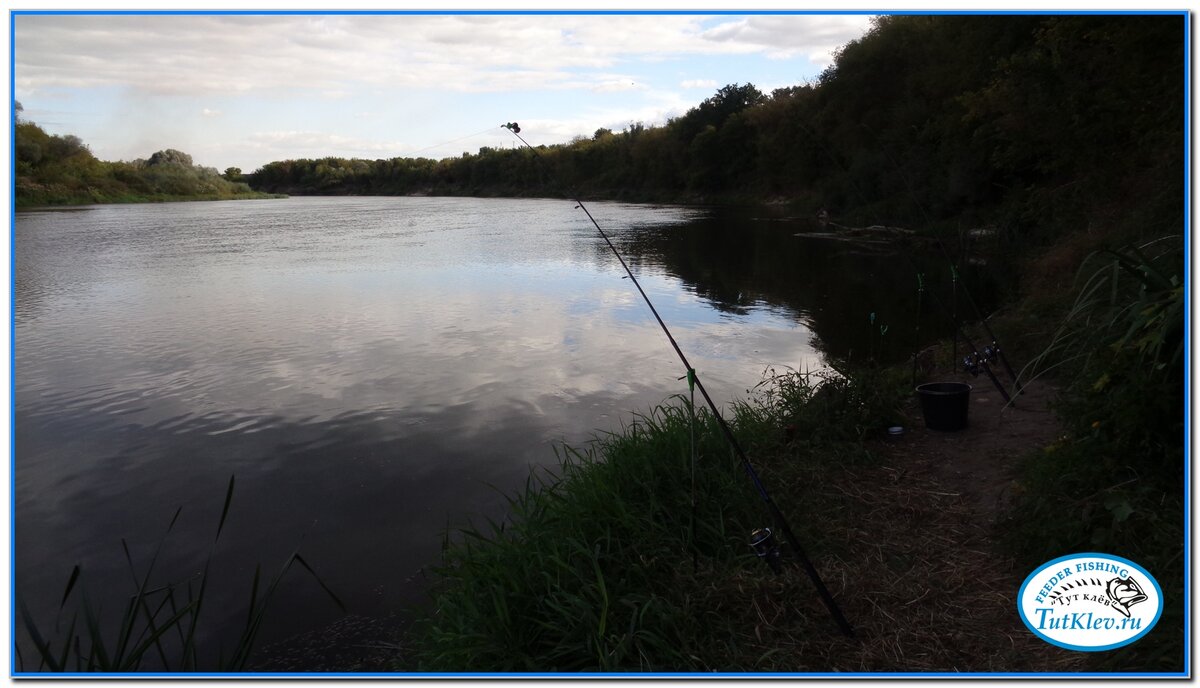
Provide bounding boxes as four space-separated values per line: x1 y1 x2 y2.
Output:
1106 576 1148 618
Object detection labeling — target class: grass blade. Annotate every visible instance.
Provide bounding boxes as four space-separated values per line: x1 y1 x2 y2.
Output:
58 566 81 611
245 564 261 630
55 614 78 671
294 554 346 612
81 587 111 670
181 560 212 670
124 601 198 669
133 589 176 669
216 475 236 542
19 601 62 672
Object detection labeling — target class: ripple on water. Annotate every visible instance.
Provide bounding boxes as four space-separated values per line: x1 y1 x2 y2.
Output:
15 197 843 656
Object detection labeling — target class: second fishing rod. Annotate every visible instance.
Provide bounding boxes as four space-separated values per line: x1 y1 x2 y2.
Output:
501 122 855 639
854 120 1024 396
899 249 1014 405
932 236 1024 395
923 275 1014 405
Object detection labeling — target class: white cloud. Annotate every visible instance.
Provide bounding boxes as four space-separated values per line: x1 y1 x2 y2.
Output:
14 14 872 96
514 96 695 148
12 13 875 169
243 130 407 159
700 15 874 65
586 76 648 93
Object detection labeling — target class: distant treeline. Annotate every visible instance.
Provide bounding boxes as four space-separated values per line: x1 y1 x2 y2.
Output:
250 15 1183 248
15 109 274 207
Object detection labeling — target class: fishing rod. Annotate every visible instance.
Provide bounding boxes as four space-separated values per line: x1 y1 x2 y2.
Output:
893 246 1014 403
912 272 924 388
854 120 1024 395
932 237 1024 394
501 122 855 639
951 259 959 373
920 278 1013 405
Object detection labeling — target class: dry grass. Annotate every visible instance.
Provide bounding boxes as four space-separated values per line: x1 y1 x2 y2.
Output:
699 442 1086 673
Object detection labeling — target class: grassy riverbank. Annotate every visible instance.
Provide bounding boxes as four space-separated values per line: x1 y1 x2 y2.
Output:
16 184 284 208
15 117 284 208
407 366 911 671
404 230 1185 672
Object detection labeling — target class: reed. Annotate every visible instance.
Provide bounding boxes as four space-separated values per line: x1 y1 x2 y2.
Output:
17 476 344 673
1006 237 1185 670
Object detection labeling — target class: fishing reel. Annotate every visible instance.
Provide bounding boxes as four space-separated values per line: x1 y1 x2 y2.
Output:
982 343 1000 364
964 343 1001 376
749 527 783 574
962 352 985 376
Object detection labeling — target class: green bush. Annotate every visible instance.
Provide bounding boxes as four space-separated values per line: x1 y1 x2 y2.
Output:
1005 238 1184 670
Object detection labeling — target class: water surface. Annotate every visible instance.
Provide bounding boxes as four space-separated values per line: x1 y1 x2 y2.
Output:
15 196 947 665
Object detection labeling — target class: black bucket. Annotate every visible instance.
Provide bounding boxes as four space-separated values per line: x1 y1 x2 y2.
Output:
915 382 972 431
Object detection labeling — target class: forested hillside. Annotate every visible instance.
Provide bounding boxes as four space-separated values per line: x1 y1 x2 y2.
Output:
251 16 1183 252
15 107 273 206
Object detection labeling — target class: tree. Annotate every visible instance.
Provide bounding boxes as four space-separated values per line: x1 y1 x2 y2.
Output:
147 149 194 167
675 83 766 144
15 121 48 166
223 167 242 181
49 134 90 160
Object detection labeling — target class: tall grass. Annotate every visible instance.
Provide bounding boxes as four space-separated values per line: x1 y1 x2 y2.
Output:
17 476 345 673
1005 238 1185 670
411 367 906 671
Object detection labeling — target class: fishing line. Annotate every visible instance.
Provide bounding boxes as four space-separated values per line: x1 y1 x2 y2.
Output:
502 122 855 639
952 263 960 373
912 272 924 388
857 121 1024 393
795 109 1021 409
930 236 1024 394
919 276 1014 405
401 126 502 158
889 245 1016 403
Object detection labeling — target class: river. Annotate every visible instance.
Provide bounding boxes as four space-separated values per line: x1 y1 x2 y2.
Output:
14 196 959 669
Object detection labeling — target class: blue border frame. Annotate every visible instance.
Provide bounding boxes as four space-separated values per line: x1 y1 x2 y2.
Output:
7 7 13 682
1184 8 1193 682
8 7 1192 679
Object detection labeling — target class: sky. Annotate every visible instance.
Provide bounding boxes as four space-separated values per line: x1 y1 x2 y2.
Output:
13 12 876 173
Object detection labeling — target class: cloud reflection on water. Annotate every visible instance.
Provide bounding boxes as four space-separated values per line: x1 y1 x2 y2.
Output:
15 197 821 657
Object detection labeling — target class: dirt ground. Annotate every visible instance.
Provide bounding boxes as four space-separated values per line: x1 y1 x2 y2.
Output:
251 614 407 672
776 369 1090 672
900 371 1063 522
